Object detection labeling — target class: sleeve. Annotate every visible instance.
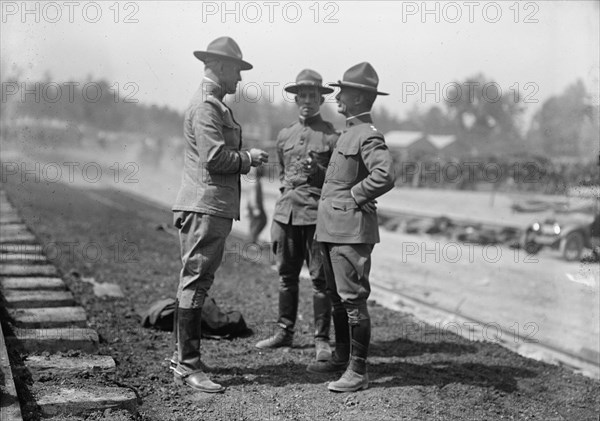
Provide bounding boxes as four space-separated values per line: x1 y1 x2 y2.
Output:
350 135 396 206
276 130 286 191
193 102 250 175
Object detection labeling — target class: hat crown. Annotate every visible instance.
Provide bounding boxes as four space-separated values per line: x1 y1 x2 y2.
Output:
284 68 333 94
295 69 324 87
342 62 380 91
206 36 244 61
194 36 252 70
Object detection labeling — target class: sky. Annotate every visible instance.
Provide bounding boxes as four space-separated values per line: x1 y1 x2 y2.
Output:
1 0 599 126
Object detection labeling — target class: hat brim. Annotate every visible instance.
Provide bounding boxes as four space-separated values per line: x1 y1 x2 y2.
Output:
193 51 253 70
329 81 389 96
284 84 334 95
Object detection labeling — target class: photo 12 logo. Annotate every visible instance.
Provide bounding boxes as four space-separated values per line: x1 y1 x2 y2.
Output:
401 81 539 104
1 161 140 184
1 81 139 104
200 1 340 23
1 1 140 24
400 1 540 24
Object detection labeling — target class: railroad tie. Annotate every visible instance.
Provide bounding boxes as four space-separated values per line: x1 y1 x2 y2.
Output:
0 190 138 418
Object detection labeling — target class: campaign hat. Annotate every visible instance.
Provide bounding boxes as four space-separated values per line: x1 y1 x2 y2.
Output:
193 36 253 70
329 62 388 95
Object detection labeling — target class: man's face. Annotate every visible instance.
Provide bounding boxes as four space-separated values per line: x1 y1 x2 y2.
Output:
295 86 323 118
335 87 358 116
220 61 242 94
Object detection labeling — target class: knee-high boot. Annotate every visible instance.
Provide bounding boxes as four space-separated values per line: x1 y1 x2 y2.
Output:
313 291 332 361
331 306 350 362
327 308 370 392
313 291 332 341
173 308 224 393
306 304 348 373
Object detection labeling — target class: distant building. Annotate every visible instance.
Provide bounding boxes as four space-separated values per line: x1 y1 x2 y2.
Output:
385 130 461 159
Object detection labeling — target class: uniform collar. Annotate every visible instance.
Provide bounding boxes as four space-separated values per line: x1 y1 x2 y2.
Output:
299 112 322 126
346 112 372 127
201 76 225 100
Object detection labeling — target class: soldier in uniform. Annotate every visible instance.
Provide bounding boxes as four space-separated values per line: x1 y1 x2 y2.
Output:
307 62 395 392
171 36 269 393
255 69 339 361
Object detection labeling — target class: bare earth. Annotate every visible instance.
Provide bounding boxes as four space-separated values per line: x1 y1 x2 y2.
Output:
1 148 599 420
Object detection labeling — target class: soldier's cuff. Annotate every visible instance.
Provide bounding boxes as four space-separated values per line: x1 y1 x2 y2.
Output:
238 150 252 174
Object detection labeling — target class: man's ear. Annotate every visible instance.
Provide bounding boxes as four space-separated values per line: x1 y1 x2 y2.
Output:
319 96 325 106
355 93 364 106
294 95 300 104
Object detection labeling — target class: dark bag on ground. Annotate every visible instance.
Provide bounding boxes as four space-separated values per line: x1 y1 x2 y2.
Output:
140 297 250 339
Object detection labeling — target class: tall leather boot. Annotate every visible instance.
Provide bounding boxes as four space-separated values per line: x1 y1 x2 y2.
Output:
328 312 370 392
255 288 296 348
313 292 332 361
173 308 224 393
306 305 348 373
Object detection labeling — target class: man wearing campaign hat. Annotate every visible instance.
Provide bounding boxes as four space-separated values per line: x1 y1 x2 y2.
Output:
255 69 339 361
307 62 395 392
171 36 269 393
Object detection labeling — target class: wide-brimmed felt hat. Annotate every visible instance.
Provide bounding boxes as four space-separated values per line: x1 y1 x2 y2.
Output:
329 62 388 95
284 69 334 94
193 36 253 70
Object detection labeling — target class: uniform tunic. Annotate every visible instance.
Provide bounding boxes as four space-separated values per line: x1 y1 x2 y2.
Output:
173 78 252 309
273 113 339 225
315 113 395 308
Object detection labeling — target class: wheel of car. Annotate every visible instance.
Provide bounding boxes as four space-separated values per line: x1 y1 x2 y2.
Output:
560 231 584 261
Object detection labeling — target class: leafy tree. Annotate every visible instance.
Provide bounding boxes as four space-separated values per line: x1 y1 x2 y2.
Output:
444 73 524 146
527 79 598 159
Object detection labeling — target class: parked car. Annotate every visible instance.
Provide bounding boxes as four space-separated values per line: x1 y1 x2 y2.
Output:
522 212 600 261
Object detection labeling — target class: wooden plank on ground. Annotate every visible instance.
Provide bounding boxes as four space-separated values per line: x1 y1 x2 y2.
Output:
7 307 87 328
0 233 37 244
0 244 44 254
0 264 57 277
8 328 98 353
0 253 48 263
1 290 75 308
0 277 66 291
24 355 115 379
34 386 137 418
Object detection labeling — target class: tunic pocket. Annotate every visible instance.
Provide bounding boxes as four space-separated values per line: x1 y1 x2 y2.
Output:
324 199 362 238
329 141 360 182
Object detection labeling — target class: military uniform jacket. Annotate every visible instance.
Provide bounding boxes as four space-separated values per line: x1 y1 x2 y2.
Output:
173 78 252 220
273 114 339 225
315 114 395 244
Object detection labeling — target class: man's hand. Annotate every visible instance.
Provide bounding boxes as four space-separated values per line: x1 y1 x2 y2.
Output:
301 150 320 177
359 200 378 214
249 148 269 167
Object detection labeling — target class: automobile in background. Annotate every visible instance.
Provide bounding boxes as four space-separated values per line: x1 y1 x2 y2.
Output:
522 212 600 261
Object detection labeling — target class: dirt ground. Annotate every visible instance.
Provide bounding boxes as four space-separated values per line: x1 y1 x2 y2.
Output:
2 171 599 421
